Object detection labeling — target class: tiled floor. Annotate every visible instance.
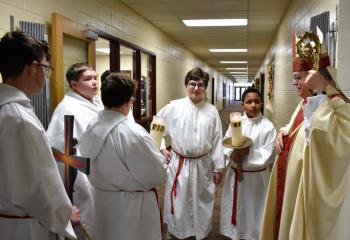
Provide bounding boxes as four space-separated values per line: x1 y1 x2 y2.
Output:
159 102 243 240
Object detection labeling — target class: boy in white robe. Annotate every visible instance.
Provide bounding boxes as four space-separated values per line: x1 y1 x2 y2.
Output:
0 31 79 239
47 63 103 238
220 88 276 240
79 72 166 240
159 67 224 239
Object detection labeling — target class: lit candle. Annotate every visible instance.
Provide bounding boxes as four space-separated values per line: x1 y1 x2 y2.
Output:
230 112 243 147
150 116 165 149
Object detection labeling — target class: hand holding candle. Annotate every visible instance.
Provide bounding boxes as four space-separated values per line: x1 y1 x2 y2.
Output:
150 116 165 149
230 112 243 147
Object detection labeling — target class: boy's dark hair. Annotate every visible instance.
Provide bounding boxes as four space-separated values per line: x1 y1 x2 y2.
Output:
65 63 93 87
184 67 209 88
101 72 136 108
101 70 111 83
0 31 50 80
242 87 263 102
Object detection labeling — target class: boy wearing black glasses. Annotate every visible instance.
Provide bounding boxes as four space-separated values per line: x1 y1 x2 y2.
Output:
0 31 79 239
158 67 224 239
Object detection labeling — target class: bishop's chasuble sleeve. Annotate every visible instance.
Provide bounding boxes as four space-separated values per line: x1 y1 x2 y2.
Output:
290 93 350 240
260 101 305 240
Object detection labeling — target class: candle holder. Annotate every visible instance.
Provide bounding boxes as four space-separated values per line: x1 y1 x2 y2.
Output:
223 136 252 181
223 136 252 150
150 116 165 149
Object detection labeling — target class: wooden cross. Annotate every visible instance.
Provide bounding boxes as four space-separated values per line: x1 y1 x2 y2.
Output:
52 115 90 201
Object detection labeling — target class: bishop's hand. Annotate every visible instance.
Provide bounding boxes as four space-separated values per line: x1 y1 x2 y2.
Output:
275 130 287 154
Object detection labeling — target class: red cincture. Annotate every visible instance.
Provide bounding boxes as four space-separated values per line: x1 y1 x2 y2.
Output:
170 148 209 214
231 167 267 225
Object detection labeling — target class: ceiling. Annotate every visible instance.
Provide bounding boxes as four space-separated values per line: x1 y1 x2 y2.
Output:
118 0 291 82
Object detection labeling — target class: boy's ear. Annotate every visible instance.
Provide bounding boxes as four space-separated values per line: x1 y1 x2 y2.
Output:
28 62 37 75
71 80 78 90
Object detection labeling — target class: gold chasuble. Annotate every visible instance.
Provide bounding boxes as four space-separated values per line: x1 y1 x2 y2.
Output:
260 101 306 240
261 31 350 240
290 89 350 240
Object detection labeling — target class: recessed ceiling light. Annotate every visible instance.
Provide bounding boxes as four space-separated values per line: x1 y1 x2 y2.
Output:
220 61 247 64
183 19 247 27
96 48 110 54
226 67 247 70
210 49 247 53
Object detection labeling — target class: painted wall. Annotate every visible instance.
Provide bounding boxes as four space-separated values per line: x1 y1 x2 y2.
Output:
0 0 229 112
338 0 350 97
256 0 340 129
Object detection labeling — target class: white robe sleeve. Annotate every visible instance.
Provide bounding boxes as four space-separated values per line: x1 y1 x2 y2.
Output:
223 125 234 156
46 106 66 150
304 95 328 144
157 104 170 151
0 109 74 238
119 126 167 189
210 109 225 171
246 123 276 169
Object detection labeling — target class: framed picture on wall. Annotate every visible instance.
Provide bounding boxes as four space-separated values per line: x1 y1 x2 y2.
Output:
267 56 275 103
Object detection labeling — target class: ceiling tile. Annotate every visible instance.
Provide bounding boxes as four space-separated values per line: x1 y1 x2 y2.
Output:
167 1 248 12
119 0 292 77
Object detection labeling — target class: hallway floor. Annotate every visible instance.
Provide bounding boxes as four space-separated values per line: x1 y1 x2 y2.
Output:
159 102 243 240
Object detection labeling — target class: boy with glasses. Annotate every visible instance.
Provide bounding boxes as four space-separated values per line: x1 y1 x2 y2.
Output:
158 67 224 239
0 31 79 239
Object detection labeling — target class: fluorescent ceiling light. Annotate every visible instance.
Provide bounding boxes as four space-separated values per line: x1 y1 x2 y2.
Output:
210 49 247 53
226 67 247 70
96 48 110 54
183 19 247 27
232 75 247 77
220 61 247 64
229 71 247 74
